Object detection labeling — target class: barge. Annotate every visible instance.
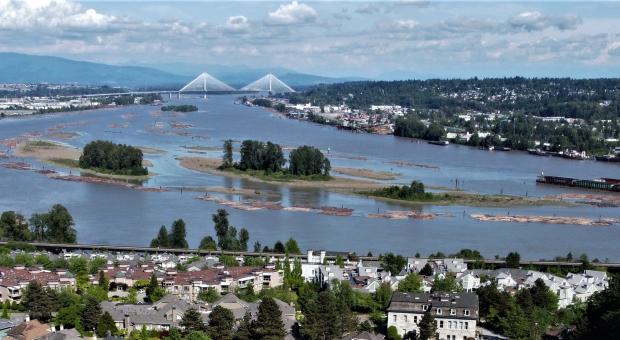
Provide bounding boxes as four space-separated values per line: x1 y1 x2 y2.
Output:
536 174 620 192
428 140 449 146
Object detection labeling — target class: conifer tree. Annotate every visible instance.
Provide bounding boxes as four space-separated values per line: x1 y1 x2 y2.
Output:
252 297 286 340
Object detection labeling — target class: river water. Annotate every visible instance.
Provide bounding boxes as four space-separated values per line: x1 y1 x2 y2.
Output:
1 95 619 260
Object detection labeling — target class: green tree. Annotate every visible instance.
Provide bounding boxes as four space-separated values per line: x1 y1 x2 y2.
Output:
271 241 284 253
238 228 249 251
222 139 234 169
386 326 402 340
0 211 31 241
187 331 212 340
418 309 437 340
381 253 407 275
181 308 206 333
419 263 434 276
170 219 188 249
151 225 170 248
288 145 330 176
199 236 217 250
81 295 102 332
21 281 56 322
233 312 252 340
398 273 423 292
207 306 235 340
506 252 521 268
374 282 393 310
431 275 462 293
198 288 220 303
301 290 356 340
284 237 301 254
252 297 286 340
96 311 118 337
571 276 620 339
30 204 77 243
98 270 109 290
2 303 9 319
146 274 165 302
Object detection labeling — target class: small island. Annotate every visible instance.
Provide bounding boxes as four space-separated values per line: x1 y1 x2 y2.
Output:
219 139 331 181
79 140 148 176
161 104 198 112
362 180 571 207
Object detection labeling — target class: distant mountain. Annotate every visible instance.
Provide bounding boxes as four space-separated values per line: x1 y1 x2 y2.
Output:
0 53 190 88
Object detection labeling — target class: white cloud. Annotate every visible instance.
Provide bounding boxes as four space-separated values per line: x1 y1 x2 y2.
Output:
0 0 115 30
266 1 317 26
226 15 249 33
509 11 582 32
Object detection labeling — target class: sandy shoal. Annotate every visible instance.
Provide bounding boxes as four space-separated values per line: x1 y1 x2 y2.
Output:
333 167 399 180
177 156 383 191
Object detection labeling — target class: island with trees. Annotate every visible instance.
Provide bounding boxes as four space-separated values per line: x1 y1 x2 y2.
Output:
218 139 331 181
79 140 148 176
160 104 198 112
362 180 569 208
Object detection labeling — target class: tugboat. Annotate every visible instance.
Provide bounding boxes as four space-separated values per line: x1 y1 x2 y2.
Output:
528 148 549 156
595 147 620 163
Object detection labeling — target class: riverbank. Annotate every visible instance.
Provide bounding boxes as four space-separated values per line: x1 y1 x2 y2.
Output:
177 156 384 191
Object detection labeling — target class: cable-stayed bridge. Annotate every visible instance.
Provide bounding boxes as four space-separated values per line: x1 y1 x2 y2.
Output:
76 72 295 99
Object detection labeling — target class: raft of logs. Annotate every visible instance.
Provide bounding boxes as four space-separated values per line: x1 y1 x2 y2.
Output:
471 213 617 226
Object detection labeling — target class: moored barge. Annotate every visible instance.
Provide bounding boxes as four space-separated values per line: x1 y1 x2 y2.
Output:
536 174 620 192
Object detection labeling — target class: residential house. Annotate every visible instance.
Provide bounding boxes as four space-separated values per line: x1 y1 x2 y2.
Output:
387 292 479 340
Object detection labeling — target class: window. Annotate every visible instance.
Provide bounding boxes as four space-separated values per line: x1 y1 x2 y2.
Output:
404 315 408 322
393 314 397 322
450 308 456 315
422 305 428 311
465 322 468 330
436 308 442 315
448 321 452 329
439 321 444 328
459 322 463 329
464 309 470 316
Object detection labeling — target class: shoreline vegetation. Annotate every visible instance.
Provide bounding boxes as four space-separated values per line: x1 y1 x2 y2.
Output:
14 140 152 181
361 180 572 208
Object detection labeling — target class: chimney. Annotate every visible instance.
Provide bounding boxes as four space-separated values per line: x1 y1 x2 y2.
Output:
171 306 178 322
124 314 132 332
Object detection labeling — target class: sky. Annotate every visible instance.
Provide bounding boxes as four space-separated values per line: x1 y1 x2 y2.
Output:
1 0 620 79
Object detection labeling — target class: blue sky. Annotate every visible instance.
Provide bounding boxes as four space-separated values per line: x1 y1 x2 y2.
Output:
1 1 619 78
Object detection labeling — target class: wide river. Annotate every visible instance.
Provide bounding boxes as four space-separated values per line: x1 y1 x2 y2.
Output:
1 95 619 260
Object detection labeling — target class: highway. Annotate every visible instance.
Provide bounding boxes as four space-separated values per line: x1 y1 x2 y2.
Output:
2 241 619 269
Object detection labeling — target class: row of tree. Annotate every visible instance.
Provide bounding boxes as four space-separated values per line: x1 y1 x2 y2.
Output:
79 140 147 175
0 204 76 243
221 140 331 176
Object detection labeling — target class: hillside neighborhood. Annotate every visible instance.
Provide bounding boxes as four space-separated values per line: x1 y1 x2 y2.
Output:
0 247 611 339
